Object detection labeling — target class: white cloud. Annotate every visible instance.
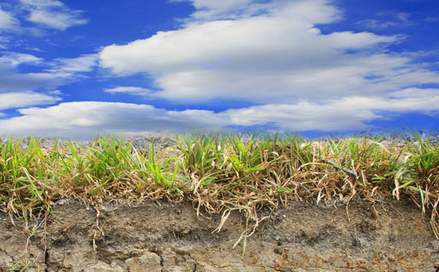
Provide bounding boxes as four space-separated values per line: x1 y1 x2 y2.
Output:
0 55 62 111
0 52 61 92
0 52 96 93
20 0 87 30
176 0 340 23
27 9 87 30
48 54 98 74
0 36 10 49
0 102 227 138
99 0 438 104
0 71 68 93
104 86 153 97
180 0 257 20
1 88 439 138
0 52 94 126
1 0 438 138
0 91 59 111
0 9 20 31
358 12 412 30
225 88 439 131
0 52 42 66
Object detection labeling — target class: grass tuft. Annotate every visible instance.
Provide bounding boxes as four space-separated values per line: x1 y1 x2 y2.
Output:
0 135 438 240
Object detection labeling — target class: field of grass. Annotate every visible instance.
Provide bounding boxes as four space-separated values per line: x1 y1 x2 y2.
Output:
0 135 438 240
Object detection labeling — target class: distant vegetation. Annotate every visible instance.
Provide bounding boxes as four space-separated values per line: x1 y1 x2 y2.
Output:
0 135 438 239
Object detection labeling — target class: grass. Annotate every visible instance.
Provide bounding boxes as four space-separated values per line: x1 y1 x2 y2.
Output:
0 135 438 241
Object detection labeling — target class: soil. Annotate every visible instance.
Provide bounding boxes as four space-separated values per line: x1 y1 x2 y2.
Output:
1 200 438 272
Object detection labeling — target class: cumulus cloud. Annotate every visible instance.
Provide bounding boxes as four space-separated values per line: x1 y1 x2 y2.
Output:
48 54 98 74
20 0 88 30
225 88 439 131
1 88 439 138
0 71 66 93
0 9 20 31
0 52 42 66
0 52 96 124
104 86 153 97
358 12 412 30
0 36 10 49
0 52 96 93
0 91 59 111
0 102 227 138
0 52 61 92
99 0 438 104
177 0 258 21
1 0 438 138
178 0 340 23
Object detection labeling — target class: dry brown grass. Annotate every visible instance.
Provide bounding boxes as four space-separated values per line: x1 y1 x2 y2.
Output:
0 135 438 244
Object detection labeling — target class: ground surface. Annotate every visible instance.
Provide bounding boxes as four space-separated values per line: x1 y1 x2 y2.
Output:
1 200 438 272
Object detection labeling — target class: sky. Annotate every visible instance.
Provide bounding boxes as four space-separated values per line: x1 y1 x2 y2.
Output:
0 0 439 139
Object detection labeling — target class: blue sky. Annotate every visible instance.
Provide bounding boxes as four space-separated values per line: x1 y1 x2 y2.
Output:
0 0 439 138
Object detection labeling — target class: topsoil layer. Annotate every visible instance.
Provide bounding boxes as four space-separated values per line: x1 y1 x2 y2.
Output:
1 200 438 272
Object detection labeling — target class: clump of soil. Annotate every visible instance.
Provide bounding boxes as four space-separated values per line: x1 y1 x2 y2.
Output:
1 200 438 271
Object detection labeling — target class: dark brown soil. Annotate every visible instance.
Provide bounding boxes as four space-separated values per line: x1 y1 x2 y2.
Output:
1 200 438 271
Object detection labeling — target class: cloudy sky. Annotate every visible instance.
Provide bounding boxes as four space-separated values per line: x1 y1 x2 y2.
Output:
0 0 439 138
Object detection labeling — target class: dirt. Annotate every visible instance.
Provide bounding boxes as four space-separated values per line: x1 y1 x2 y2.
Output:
1 200 438 272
